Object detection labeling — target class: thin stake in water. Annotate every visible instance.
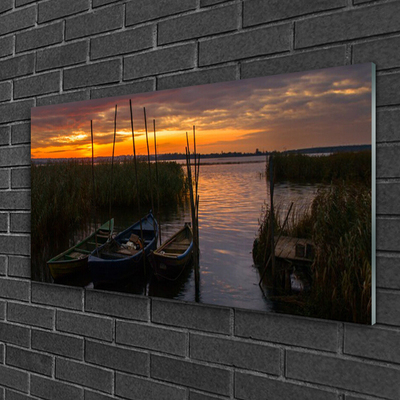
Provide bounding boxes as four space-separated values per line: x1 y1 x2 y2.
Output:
108 105 117 239
129 99 146 275
143 107 156 239
153 119 162 246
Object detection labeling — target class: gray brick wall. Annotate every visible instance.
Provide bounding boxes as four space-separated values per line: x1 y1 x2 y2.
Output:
0 1 399 399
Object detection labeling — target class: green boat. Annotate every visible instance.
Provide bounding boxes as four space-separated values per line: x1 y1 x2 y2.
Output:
47 219 114 281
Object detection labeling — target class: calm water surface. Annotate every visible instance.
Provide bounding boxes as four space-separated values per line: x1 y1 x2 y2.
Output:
42 156 319 312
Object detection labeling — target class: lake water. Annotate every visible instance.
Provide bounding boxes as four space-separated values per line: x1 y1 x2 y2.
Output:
38 156 319 312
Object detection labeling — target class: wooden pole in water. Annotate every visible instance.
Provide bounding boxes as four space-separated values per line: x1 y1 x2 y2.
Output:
143 107 157 240
269 153 276 284
129 100 146 275
108 105 117 239
153 119 162 246
90 120 98 246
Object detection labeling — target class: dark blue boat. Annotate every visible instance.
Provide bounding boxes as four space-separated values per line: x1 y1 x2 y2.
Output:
88 213 158 286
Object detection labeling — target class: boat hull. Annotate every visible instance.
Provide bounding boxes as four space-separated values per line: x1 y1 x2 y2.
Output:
150 224 193 281
47 219 114 281
88 213 158 286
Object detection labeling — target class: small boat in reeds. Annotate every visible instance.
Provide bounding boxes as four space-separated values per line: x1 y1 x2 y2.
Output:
88 213 158 286
47 219 114 281
150 223 193 281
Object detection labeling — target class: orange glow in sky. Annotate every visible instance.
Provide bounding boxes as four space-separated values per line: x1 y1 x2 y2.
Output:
31 64 373 160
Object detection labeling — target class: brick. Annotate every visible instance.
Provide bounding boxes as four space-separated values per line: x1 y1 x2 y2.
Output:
93 0 119 7
38 0 89 23
0 255 6 274
199 24 291 66
377 256 400 290
201 0 227 6
158 5 237 45
286 350 400 400
37 90 89 107
241 46 346 79
91 79 154 100
116 320 186 356
0 7 35 36
6 346 53 376
56 358 113 393
66 5 123 40
8 256 30 278
0 365 28 392
14 71 60 99
11 124 30 145
190 334 280 375
377 289 400 326
116 373 186 400
126 0 197 26
377 182 400 215
377 218 400 252
0 126 10 146
377 145 400 179
124 43 196 80
32 282 83 310
0 191 30 210
152 298 231 334
0 322 29 347
91 25 153 60
295 2 400 48
235 372 337 400
0 301 5 319
0 36 13 58
190 392 222 400
354 36 400 71
32 329 84 360
11 168 30 189
16 23 63 53
36 41 88 72
345 324 400 364
0 234 30 255
0 54 34 81
377 108 400 143
85 339 148 375
64 60 121 90
377 72 400 107
158 65 237 90
8 302 54 329
57 310 113 341
31 375 83 400
0 0 12 14
84 391 114 400
235 309 338 351
0 213 7 233
0 278 29 301
5 389 35 400
151 355 231 396
244 0 346 27
0 82 11 102
10 213 30 233
85 289 148 320
0 170 8 189
16 0 36 5
0 101 34 124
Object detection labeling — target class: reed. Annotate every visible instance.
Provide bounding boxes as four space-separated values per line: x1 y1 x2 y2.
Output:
270 150 371 186
253 182 371 324
31 159 187 252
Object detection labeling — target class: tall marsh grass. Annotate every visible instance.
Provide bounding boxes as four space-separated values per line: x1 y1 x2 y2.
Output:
270 151 371 186
31 159 187 256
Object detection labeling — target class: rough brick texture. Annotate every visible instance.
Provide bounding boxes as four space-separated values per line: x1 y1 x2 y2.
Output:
1 2 400 400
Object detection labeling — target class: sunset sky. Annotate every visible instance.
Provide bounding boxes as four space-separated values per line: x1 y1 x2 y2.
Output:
31 63 373 159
